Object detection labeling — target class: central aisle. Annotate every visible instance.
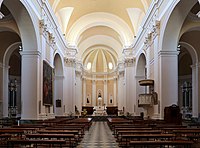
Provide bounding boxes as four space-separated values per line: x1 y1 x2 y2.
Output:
78 121 119 148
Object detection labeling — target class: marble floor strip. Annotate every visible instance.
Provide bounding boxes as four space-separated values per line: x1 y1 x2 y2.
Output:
77 121 119 148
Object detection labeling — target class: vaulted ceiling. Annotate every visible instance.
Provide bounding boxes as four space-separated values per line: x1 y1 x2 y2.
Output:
48 0 152 72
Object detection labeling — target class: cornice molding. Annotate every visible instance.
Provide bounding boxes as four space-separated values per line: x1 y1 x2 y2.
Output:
82 76 117 81
0 63 5 69
188 12 200 22
158 50 180 57
190 63 200 69
54 75 64 80
20 50 41 56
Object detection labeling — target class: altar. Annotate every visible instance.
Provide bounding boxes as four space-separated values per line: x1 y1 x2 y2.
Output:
93 106 107 116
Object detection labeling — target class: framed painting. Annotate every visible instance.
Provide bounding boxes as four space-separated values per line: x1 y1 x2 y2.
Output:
43 60 53 106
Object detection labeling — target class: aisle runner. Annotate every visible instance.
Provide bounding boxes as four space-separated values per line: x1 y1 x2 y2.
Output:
78 122 119 148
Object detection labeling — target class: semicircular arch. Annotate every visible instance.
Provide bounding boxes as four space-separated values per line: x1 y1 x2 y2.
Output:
136 52 147 76
67 12 134 47
4 0 39 52
160 0 197 52
179 41 198 65
77 35 122 58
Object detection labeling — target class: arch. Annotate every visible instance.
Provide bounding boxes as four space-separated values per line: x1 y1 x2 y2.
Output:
52 0 60 12
77 35 122 58
127 8 145 35
2 42 21 117
136 53 147 76
83 48 117 73
4 0 41 119
160 0 197 52
53 53 64 76
135 53 147 116
178 41 199 117
53 53 64 116
4 0 39 52
67 12 134 47
180 23 200 37
0 26 19 35
82 45 118 62
141 0 150 12
55 7 74 33
179 42 198 64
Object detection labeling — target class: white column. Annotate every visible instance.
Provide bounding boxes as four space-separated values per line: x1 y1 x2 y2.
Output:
191 63 199 117
20 51 41 119
153 33 160 118
104 79 107 106
1 63 8 118
54 75 64 116
63 58 75 115
83 78 86 106
158 50 179 118
124 58 136 113
197 63 200 116
92 79 96 106
118 71 125 111
75 71 82 114
114 78 117 106
0 0 4 19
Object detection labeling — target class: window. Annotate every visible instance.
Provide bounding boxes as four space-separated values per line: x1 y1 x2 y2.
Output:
87 62 91 70
108 62 113 70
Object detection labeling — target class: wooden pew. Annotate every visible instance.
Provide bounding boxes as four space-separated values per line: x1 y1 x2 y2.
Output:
65 118 93 130
37 130 79 135
1 127 37 134
0 134 12 147
119 134 175 147
26 133 76 147
116 130 162 139
7 139 67 148
114 127 152 136
45 127 84 138
0 129 24 138
129 140 193 148
112 125 149 135
37 130 80 142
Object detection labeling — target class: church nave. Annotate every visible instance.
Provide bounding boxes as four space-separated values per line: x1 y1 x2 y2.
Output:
78 122 119 148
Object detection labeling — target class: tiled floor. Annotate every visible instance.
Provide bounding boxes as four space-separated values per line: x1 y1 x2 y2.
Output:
77 122 119 148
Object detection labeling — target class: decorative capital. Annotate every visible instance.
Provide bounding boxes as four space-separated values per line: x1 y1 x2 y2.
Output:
48 32 56 45
152 20 160 36
39 19 47 32
75 60 83 73
64 57 75 67
75 70 82 78
117 61 125 71
66 47 77 57
144 20 160 48
144 33 152 46
125 57 135 67
123 47 132 56
39 19 56 47
118 70 125 78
